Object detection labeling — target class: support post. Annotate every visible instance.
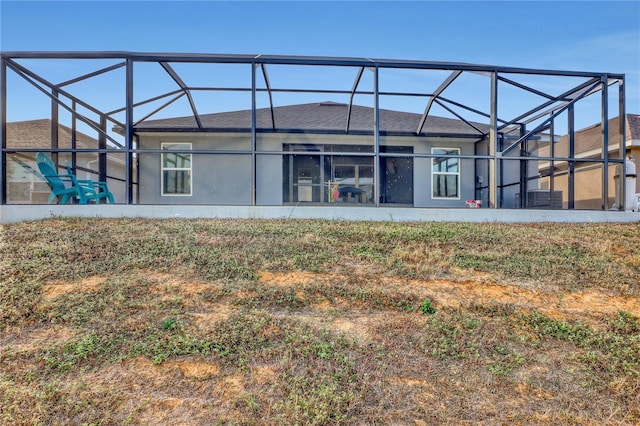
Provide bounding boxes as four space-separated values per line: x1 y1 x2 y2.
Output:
519 123 527 208
601 76 609 210
549 119 556 208
374 66 380 207
99 115 107 202
0 59 6 205
251 63 257 206
51 89 59 166
619 77 626 210
125 58 134 204
568 105 575 209
489 72 498 208
71 101 77 174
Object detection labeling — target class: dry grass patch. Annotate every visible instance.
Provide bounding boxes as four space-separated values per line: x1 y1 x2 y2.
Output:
42 275 106 299
259 270 639 326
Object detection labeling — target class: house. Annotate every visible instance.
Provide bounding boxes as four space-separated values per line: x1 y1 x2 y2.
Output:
538 114 640 210
132 101 511 208
5 119 127 203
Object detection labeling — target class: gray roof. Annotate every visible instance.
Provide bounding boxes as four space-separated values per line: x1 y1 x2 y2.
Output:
136 102 489 137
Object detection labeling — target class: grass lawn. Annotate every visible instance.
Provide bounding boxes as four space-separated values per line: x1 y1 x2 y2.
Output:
1 218 639 425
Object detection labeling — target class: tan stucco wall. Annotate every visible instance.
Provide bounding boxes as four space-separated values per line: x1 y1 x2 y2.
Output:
537 116 638 209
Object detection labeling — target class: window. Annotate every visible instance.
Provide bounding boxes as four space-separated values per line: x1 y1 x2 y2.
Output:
432 148 460 199
161 143 192 196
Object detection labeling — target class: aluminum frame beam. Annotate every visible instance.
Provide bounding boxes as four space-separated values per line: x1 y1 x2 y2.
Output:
159 61 202 128
374 66 380 207
125 59 134 204
416 70 462 135
497 77 601 133
251 62 257 206
5 59 125 148
346 67 365 133
437 96 509 125
517 78 617 129
500 80 602 157
133 93 185 126
496 75 558 101
619 79 627 210
433 99 485 135
489 72 499 209
259 64 276 130
1 52 624 80
57 62 126 88
5 58 126 129
0 59 6 204
601 77 609 210
107 89 184 115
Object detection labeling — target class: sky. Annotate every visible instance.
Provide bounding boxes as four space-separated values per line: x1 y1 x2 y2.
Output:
1 0 639 130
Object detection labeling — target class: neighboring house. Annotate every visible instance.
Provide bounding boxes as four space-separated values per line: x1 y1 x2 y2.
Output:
5 119 127 203
133 101 530 208
539 114 639 210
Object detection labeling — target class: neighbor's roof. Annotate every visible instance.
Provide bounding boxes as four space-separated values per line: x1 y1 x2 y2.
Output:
5 119 98 149
573 113 640 152
627 113 640 141
135 102 489 137
540 113 640 158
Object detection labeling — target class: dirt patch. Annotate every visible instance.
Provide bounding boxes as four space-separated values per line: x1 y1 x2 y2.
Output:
259 271 325 287
331 315 381 343
558 290 639 317
146 272 219 296
71 356 247 424
313 299 334 311
166 360 220 378
122 356 219 378
251 365 277 382
1 325 76 352
259 270 640 323
417 279 640 320
390 376 431 387
514 382 554 400
42 275 105 298
278 310 388 344
222 374 244 398
189 304 232 328
146 272 185 287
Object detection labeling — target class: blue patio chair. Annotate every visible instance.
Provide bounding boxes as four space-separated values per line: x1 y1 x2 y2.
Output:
36 152 114 204
65 163 114 204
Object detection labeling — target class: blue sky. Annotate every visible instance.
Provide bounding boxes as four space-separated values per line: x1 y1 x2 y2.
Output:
1 0 639 127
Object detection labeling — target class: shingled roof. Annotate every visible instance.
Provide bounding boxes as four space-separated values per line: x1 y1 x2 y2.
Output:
627 113 640 141
538 113 640 158
6 119 99 149
136 102 489 137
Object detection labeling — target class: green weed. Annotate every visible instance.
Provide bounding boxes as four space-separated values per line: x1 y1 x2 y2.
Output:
420 298 437 315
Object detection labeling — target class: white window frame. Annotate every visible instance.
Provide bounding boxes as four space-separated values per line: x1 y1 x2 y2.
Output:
161 142 192 196
431 147 460 200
